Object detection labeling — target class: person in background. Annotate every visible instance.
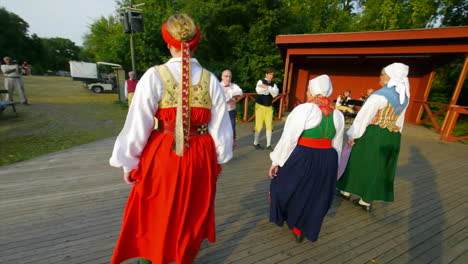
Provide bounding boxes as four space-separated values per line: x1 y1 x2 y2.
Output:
109 14 233 264
253 67 279 150
337 63 410 212
124 71 139 105
269 74 344 243
21 61 31 75
336 89 354 114
360 88 374 101
221 69 243 148
1 56 28 105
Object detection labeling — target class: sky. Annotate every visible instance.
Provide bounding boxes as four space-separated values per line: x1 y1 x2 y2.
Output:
0 0 118 46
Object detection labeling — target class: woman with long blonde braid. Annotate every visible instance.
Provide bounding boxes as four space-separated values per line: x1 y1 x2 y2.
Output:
109 14 233 264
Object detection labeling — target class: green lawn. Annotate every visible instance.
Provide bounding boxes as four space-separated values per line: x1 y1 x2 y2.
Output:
0 76 128 166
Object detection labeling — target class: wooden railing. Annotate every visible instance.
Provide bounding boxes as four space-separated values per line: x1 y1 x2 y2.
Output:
413 100 468 141
413 100 450 133
234 93 288 122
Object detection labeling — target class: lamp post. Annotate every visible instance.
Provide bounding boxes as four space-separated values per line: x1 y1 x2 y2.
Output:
120 1 145 102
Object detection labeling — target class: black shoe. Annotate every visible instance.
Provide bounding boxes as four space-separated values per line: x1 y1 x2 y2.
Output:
293 233 304 243
265 145 273 151
253 144 263 150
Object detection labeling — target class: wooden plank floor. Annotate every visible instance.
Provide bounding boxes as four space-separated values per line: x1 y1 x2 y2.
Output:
0 121 467 264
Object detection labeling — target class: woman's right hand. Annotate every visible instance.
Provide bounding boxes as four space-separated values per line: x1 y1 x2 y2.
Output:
269 165 279 179
348 138 355 147
123 171 138 185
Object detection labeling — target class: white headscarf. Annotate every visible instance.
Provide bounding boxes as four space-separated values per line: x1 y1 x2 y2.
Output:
384 62 410 104
308 74 333 97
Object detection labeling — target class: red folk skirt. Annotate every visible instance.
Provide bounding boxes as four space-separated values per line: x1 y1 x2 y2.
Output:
111 107 222 264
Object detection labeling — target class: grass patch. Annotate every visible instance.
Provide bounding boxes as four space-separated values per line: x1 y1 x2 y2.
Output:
0 75 128 166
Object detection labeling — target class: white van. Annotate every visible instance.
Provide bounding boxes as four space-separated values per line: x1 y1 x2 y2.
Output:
69 61 124 93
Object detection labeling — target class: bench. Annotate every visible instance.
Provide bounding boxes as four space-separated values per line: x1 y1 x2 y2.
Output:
0 90 18 116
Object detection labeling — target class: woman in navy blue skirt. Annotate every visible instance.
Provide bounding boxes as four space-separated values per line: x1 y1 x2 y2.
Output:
269 75 344 243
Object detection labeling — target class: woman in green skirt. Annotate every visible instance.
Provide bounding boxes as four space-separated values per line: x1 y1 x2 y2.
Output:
336 62 410 211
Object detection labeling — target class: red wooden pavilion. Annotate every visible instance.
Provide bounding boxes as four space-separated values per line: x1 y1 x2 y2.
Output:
275 27 468 141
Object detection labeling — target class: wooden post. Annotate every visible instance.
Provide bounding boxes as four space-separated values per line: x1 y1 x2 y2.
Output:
243 95 249 122
279 54 291 119
285 61 294 112
442 110 459 141
416 69 436 123
282 54 290 95
278 95 284 120
441 54 468 141
449 54 468 106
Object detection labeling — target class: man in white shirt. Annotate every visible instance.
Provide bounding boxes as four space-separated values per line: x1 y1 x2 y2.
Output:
221 69 243 147
253 67 279 150
1 56 28 104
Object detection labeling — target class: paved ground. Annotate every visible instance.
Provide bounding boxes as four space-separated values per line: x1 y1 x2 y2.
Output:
0 121 467 264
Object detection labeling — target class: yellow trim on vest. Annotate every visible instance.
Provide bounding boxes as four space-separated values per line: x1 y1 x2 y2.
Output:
155 65 212 109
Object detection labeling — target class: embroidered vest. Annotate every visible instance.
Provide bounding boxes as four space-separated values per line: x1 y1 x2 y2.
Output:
370 103 401 132
155 65 212 110
373 85 408 115
301 113 336 139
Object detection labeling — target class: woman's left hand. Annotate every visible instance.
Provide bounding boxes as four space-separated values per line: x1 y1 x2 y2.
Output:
123 171 138 185
269 165 279 179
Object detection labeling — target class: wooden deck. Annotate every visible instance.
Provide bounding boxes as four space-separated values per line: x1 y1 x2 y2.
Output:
0 122 467 264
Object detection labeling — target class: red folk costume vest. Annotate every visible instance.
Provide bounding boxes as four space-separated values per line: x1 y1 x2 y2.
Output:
126 79 139 93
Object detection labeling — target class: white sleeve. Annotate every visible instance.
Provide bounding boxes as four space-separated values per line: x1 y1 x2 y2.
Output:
208 73 233 164
396 107 408 132
332 110 345 162
124 81 128 98
269 83 279 98
270 103 322 167
256 80 269 95
225 84 243 101
336 96 343 106
109 68 161 172
224 87 232 101
231 84 243 97
347 94 387 140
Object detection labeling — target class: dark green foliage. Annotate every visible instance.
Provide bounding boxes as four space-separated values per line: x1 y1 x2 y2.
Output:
438 0 468 26
1 1 466 93
0 7 30 61
0 7 82 75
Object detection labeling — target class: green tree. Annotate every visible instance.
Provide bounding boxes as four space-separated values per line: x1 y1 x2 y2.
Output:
356 0 439 30
41 38 81 72
0 7 86 74
83 16 129 69
437 0 468 26
82 0 466 93
282 0 358 33
0 7 31 62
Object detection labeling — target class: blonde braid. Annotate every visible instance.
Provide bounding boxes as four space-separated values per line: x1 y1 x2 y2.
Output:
166 14 197 42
